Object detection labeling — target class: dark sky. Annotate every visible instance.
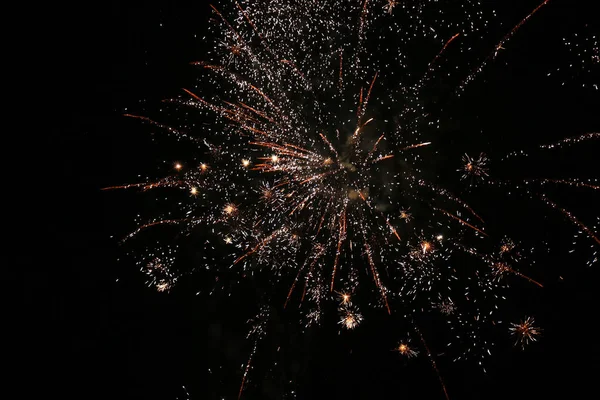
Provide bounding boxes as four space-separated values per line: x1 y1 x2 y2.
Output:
26 1 598 399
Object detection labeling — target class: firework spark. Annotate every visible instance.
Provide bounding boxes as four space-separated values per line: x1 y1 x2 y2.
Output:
460 153 489 183
339 305 363 330
396 341 419 358
509 316 542 349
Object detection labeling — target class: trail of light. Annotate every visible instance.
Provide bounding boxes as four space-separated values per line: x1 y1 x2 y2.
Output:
386 220 402 241
210 4 254 61
289 192 316 215
524 178 600 190
540 195 600 245
225 101 276 124
331 209 347 292
540 132 599 149
238 339 258 400
101 178 184 191
122 218 194 243
400 142 432 151
413 321 450 400
455 243 544 288
300 276 310 307
315 198 333 236
434 208 488 237
220 101 264 125
420 33 461 84
123 114 201 143
235 1 265 43
356 87 364 119
179 88 227 115
355 0 371 64
281 59 308 84
459 0 552 92
319 133 341 160
358 190 401 241
249 142 316 161
510 269 544 288
246 84 281 113
284 264 306 309
372 154 394 164
363 232 391 314
411 176 485 223
358 72 378 121
237 102 275 123
190 62 284 120
285 245 326 308
501 133 599 161
338 49 344 89
299 170 338 185
234 229 285 265
366 134 385 161
433 33 461 67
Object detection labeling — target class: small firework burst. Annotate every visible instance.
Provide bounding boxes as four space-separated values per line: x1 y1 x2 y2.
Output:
499 237 516 255
155 281 172 292
435 298 456 316
396 341 418 358
223 203 237 215
142 252 177 292
421 240 434 254
337 291 352 306
257 182 275 203
383 0 398 14
492 261 511 279
399 208 413 222
288 231 301 247
338 306 363 330
509 316 542 349
460 153 489 182
409 237 437 261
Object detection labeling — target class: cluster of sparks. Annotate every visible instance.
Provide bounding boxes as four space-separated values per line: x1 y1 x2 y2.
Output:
460 153 489 184
138 246 178 292
509 316 542 349
108 1 598 398
547 24 599 90
396 341 419 358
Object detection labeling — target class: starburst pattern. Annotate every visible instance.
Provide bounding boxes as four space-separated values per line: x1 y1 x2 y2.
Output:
509 316 542 349
396 340 419 358
460 153 489 183
339 305 363 330
107 1 598 397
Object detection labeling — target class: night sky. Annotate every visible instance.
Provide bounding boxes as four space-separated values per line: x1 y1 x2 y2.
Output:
28 1 598 399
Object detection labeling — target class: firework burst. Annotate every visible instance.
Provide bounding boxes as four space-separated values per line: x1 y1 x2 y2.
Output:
108 0 598 398
460 153 489 183
395 340 419 358
339 305 364 330
509 316 542 349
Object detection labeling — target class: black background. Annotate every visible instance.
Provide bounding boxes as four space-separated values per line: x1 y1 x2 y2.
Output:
25 1 598 399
